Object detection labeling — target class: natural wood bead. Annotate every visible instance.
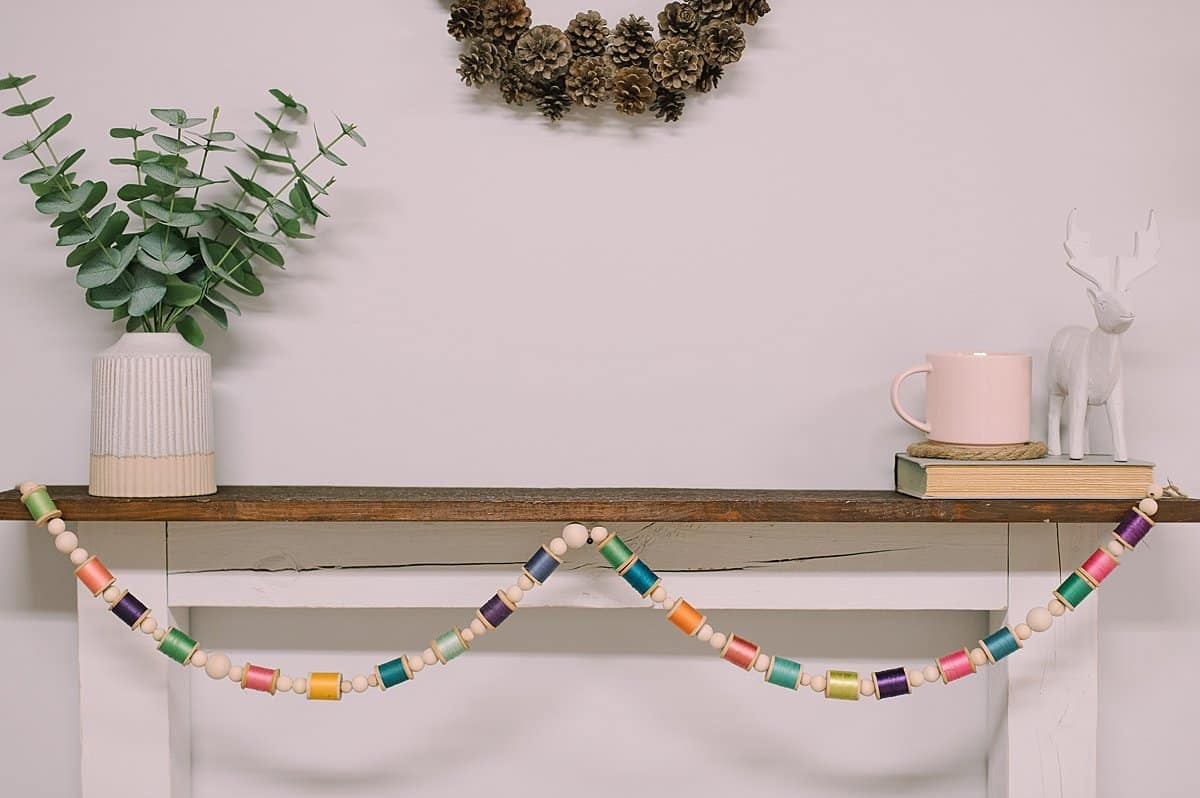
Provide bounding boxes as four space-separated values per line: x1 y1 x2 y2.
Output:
970 648 988 666
709 633 727 650
506 585 524 603
1138 497 1159 516
799 672 812 687
810 675 827 692
657 595 672 609
562 523 589 549
548 537 569 557
102 586 122 603
1048 599 1067 617
191 650 208 668
1014 623 1032 640
460 627 475 643
909 669 925 687
697 624 714 642
1027 606 1053 632
204 653 231 680
1148 484 1164 499
228 665 243 682
860 678 874 696
351 675 369 693
69 548 89 565
292 677 307 694
422 648 437 665
140 617 158 635
47 518 66 535
922 665 940 683
54 531 78 554
277 675 294 692
754 655 770 672
367 673 377 687
469 618 486 636
650 586 667 604
517 574 535 591
408 656 425 673
587 526 608 545
1106 540 1125 558
18 481 39 497
152 628 166 642
341 680 352 694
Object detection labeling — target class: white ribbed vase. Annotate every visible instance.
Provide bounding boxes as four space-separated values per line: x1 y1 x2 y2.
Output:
89 332 216 497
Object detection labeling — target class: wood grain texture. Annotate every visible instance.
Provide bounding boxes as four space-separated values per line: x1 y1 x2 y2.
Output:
3 486 1199 523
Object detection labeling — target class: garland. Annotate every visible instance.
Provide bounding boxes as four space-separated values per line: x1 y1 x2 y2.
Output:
17 480 1165 701
447 1 772 122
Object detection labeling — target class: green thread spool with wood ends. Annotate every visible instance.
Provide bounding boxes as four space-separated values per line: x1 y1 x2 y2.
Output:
980 626 1022 663
597 533 635 570
21 486 61 526
765 656 803 690
1054 570 1095 610
825 670 860 701
431 627 469 664
157 627 198 665
375 656 413 690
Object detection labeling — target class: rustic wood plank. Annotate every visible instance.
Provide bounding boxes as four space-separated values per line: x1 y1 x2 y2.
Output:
3 486 1198 524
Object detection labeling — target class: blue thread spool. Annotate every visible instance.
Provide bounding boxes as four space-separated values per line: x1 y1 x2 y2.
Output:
617 556 660 598
523 545 561 585
765 656 803 690
375 656 413 690
980 626 1022 663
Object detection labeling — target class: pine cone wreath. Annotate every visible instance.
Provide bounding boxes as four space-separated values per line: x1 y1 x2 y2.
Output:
657 2 699 39
536 80 572 121
482 0 532 46
729 0 771 25
458 39 507 87
611 66 654 115
565 56 614 107
565 10 610 57
693 0 734 23
499 55 537 105
652 88 686 122
516 25 572 80
694 61 724 93
698 19 746 65
610 15 655 68
650 37 702 89
447 0 484 41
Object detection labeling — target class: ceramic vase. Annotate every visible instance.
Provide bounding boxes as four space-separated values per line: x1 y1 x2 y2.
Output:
89 332 216 497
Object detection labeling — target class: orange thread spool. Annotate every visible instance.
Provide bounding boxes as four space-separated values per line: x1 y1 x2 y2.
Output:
74 556 115 597
666 599 706 636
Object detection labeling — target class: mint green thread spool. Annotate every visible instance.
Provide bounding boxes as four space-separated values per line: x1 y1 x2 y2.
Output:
1054 570 1095 610
597 533 634 570
432 628 469 664
765 656 803 690
21 486 61 526
157 627 198 665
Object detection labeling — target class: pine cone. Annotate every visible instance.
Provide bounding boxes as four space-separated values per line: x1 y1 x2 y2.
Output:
566 11 610 57
536 81 572 121
482 0 532 46
565 56 614 107
657 2 699 39
698 20 746 65
694 61 724 92
730 0 771 25
610 15 655 68
693 0 734 22
499 55 537 105
652 88 686 122
458 39 507 87
650 37 702 89
516 25 572 80
447 0 484 41
611 66 654 115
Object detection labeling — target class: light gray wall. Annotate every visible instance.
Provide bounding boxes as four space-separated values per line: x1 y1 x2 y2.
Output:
1 1 1198 796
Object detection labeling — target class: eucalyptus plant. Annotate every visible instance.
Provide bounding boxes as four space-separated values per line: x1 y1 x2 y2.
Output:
0 74 364 346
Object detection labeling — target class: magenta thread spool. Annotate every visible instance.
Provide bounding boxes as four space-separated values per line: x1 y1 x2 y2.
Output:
108 590 150 630
1113 507 1154 549
873 667 911 700
477 591 517 630
1079 547 1119 586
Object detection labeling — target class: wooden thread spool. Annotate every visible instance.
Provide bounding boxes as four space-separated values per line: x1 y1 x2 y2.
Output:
477 591 517 630
108 589 150 630
307 672 342 701
375 656 413 691
765 656 803 690
617 556 661 598
74 556 115 597
937 648 976 683
1079 547 1119 587
241 663 280 695
431 627 470 664
157 627 199 666
980 626 1022 663
665 598 706 636
825 670 861 701
1054 570 1095 610
522 545 562 585
720 634 760 670
596 532 635 570
20 485 61 526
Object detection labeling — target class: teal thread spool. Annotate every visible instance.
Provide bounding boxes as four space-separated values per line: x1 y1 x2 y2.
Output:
597 533 635 570
431 627 469 664
1054 570 1095 610
765 656 803 690
618 557 661 597
21 486 61 526
157 627 198 665
375 656 413 690
980 626 1022 663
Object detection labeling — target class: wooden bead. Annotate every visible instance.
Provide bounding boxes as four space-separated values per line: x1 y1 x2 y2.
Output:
366 673 377 687
408 656 425 673
191 650 208 668
709 633 727 650
1048 599 1067 617
140 617 158 635
697 624 714 642
18 481 39 497
340 680 352 694
292 677 307 694
810 675 827 692
469 618 487 636
1148 484 1164 499
517 574 535 591
1027 606 1053 632
562 523 589 549
799 672 812 687
650 586 667 604
54 531 78 554
587 526 608 545
152 628 166 642
970 648 988 666
1014 623 1032 640
909 669 925 687
1106 540 1125 558
754 655 770 672
461 627 475 643
505 585 524 603
422 648 437 665
548 537 569 557
69 548 89 565
47 518 66 535
102 586 122 603
228 665 243 682
922 665 940 683
352 675 369 693
860 678 874 696
277 675 294 692
1138 497 1159 516
205 653 231 680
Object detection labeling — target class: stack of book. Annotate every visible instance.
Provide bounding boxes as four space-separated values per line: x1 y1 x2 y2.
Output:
895 454 1154 499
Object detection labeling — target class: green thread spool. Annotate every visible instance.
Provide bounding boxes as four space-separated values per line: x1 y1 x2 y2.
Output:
1054 570 1095 610
432 628 469 664
21 486 61 526
375 656 413 690
765 656 803 690
825 670 860 701
597 534 635 570
157 627 198 665
980 626 1022 663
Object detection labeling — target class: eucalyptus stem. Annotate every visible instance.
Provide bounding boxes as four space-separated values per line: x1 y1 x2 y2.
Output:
15 84 59 162
212 107 286 241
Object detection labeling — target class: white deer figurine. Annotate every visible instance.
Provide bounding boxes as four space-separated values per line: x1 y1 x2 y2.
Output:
1047 209 1159 461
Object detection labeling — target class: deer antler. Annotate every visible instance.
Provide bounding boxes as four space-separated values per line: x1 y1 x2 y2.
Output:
1117 209 1160 290
1063 208 1110 290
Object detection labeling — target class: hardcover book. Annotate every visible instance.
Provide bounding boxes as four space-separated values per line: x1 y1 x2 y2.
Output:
895 453 1154 499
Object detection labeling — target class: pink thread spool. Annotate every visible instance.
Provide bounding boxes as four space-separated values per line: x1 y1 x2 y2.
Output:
241 663 280 695
937 649 976 684
720 635 760 670
1079 547 1119 587
74 556 115 597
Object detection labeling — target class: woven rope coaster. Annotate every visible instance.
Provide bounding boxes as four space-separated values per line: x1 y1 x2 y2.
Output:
905 440 1049 461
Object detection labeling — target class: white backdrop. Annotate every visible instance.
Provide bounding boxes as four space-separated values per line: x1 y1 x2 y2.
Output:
1 1 1199 795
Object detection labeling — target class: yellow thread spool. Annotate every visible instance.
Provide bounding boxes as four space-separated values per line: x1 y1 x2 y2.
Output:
825 670 860 701
307 671 342 701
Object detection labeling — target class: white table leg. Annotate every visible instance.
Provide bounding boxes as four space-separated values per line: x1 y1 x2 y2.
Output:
989 522 1101 798
77 521 191 798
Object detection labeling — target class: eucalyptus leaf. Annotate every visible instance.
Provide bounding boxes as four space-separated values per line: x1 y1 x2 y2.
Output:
206 288 241 316
152 133 201 154
76 237 138 288
117 183 156 201
162 275 203 307
199 237 259 294
193 130 235 142
245 237 284 267
19 147 85 185
3 113 75 159
4 96 53 116
195 298 229 329
35 180 97 214
243 140 294 164
289 182 318 225
135 248 194 275
0 73 36 90
56 204 117 246
85 277 133 309
268 199 298 221
225 167 273 202
126 264 167 316
337 116 366 147
139 199 203 228
269 89 308 114
150 108 205 128
125 315 145 332
109 126 154 139
255 112 296 137
141 161 223 189
174 314 204 347
112 303 130 322
207 202 255 232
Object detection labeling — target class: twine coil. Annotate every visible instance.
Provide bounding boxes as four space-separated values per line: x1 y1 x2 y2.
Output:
905 440 1048 461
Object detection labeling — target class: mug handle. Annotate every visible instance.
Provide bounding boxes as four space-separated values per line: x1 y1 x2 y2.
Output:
890 363 933 434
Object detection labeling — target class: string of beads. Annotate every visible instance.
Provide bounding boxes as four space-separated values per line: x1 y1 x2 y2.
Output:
15 481 1165 702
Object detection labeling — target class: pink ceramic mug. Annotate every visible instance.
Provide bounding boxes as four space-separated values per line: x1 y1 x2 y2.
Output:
890 352 1032 445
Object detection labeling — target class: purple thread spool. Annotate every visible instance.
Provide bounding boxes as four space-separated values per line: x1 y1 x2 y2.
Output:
1113 508 1154 549
873 667 911 700
109 590 150 630
477 591 516 630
